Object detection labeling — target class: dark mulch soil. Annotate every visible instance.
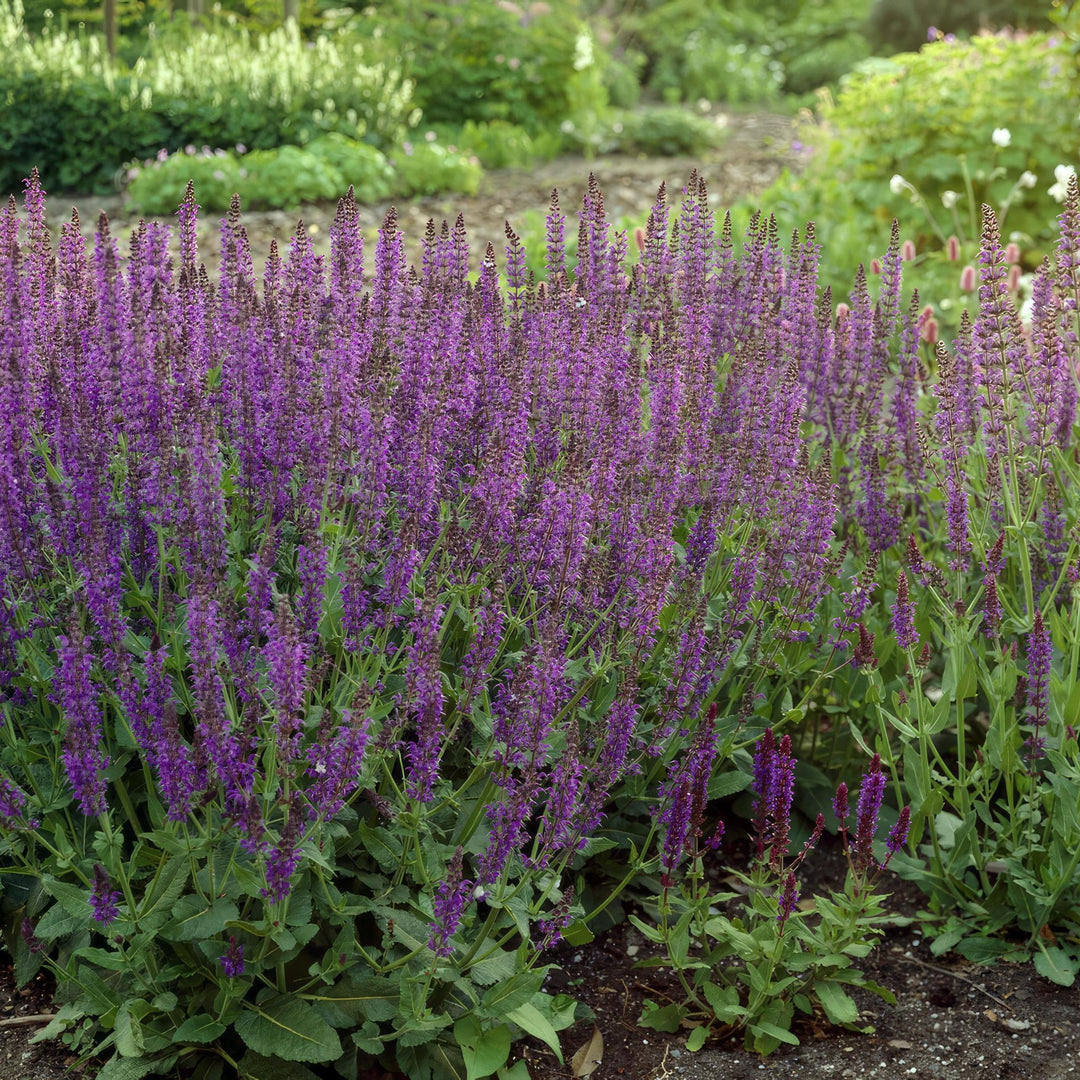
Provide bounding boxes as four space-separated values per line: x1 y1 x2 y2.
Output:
515 840 1080 1080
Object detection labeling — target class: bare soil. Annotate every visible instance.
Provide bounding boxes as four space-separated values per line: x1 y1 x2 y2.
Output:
518 840 1080 1080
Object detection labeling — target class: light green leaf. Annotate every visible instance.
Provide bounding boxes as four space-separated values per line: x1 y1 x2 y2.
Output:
234 993 342 1063
506 1003 563 1062
1033 946 1078 987
685 1026 708 1052
455 1016 511 1080
162 897 239 942
815 982 859 1025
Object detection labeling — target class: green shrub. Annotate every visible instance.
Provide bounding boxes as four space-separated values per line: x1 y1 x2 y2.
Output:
389 140 483 199
867 0 1052 54
609 106 725 157
606 0 873 103
438 120 563 171
126 136 395 214
0 0 414 196
359 0 608 137
305 132 396 203
750 31 1080 304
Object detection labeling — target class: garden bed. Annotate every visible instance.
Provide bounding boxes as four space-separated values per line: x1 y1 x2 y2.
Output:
5 839 1079 1079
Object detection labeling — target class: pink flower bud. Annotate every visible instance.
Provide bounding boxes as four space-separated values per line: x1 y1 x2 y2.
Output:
920 317 938 344
946 235 960 261
870 259 882 275
960 265 977 292
1008 265 1021 291
1005 242 1020 264
901 239 916 262
634 226 645 253
835 302 850 321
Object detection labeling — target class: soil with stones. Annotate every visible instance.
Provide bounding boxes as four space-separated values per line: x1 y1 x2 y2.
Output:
40 110 803 277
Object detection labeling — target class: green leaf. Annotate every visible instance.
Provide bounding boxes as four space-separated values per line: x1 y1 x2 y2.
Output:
506 1002 563 1061
954 937 1013 963
35 901 89 940
237 1051 321 1080
480 971 545 1016
96 1054 177 1080
152 993 178 1012
115 1003 145 1057
162 897 239 942
454 1016 511 1080
234 993 343 1063
685 1026 708 1052
469 950 518 986
1033 946 1078 987
173 1015 227 1044
748 1020 799 1047
638 1001 687 1033
498 1062 531 1080
305 976 399 1025
815 981 859 1025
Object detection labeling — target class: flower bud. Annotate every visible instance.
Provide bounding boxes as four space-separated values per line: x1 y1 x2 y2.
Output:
991 127 1011 148
901 239 916 262
941 189 959 209
946 235 960 261
1005 242 1020 264
959 265 977 292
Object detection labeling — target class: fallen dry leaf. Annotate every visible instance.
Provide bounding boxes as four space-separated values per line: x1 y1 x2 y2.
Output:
887 1040 914 1049
571 1025 604 1078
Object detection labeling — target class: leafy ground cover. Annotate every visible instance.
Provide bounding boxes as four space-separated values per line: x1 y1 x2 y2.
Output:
5 840 1080 1079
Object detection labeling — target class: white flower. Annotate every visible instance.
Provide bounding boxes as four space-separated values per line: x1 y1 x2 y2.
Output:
941 190 959 209
890 174 912 196
1019 170 1037 189
1050 164 1077 203
991 127 1011 148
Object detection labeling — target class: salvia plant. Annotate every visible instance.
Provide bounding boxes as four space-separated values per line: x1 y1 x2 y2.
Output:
0 168 866 1079
633 731 909 1055
2 160 1080 1079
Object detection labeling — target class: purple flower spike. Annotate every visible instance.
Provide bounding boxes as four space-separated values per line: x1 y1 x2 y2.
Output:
89 864 120 927
220 936 244 978
428 848 472 958
881 805 911 869
891 570 918 650
1024 611 1052 762
777 872 798 929
853 755 886 872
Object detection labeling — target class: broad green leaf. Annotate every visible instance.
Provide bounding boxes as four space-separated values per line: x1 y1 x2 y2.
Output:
162 897 239 942
498 1062 531 1080
173 1014 227 1044
481 971 545 1016
305 976 399 1025
115 1003 145 1057
237 1051 321 1080
685 1026 707 1052
470 950 518 986
35 901 89 941
815 981 859 1025
638 1001 687 1033
506 1002 563 1062
748 1021 799 1047
234 993 342 1063
454 1015 511 1080
1033 946 1078 987
96 1054 178 1080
